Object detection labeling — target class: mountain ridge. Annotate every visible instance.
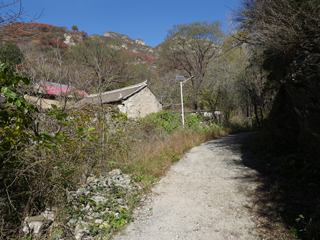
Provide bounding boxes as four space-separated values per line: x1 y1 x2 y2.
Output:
0 22 160 61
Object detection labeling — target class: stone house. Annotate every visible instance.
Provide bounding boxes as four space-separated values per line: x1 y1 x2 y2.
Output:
70 81 162 118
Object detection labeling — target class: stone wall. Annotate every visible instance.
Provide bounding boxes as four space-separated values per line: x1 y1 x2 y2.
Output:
24 95 63 109
119 87 162 118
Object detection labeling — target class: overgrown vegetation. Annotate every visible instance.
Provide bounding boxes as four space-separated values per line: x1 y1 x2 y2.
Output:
1 0 319 238
0 65 232 238
233 1 320 238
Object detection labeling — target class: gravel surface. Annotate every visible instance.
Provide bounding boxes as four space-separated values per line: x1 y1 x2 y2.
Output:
112 132 261 240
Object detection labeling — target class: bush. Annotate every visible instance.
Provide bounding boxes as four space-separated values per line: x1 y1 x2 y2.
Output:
139 110 181 134
0 41 24 66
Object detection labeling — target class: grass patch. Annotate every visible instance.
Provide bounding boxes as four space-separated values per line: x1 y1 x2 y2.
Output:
117 128 228 179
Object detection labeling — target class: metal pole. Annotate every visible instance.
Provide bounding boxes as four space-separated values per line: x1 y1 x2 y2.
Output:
177 75 195 127
180 81 185 127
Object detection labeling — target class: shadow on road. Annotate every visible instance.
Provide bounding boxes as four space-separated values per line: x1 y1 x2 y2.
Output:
205 132 319 240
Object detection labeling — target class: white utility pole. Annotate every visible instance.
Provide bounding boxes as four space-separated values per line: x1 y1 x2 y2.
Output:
176 75 195 127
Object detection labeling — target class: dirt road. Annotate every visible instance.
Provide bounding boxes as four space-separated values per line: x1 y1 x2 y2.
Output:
112 132 261 240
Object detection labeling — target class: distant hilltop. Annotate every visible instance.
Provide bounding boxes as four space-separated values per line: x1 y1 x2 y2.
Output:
0 22 160 61
103 31 159 59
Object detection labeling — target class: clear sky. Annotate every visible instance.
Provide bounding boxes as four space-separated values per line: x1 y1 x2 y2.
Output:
18 0 240 47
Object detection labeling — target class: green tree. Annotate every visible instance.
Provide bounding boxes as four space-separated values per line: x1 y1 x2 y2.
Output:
0 41 24 65
160 21 223 110
71 25 78 31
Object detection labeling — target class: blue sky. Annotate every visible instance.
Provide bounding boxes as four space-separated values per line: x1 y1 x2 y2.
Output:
19 0 240 47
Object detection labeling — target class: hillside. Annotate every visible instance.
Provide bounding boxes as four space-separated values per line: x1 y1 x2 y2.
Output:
104 31 158 59
0 22 86 51
0 22 158 64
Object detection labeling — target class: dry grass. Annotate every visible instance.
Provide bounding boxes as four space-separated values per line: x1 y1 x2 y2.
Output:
117 128 228 179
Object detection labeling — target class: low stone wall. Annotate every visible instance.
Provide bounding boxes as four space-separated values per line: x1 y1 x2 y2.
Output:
22 169 142 239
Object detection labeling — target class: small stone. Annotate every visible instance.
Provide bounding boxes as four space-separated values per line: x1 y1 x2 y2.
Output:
91 212 100 218
91 195 106 204
69 218 77 224
95 219 103 224
86 176 96 184
76 189 85 196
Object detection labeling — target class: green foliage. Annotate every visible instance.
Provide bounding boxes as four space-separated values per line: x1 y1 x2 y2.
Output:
71 25 78 31
225 118 255 133
0 63 36 171
0 41 24 66
132 174 159 184
140 110 224 134
184 113 203 130
139 110 181 134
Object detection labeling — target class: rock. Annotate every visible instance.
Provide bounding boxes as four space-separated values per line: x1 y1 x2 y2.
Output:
76 188 85 196
68 218 77 225
95 219 103 224
41 208 55 221
91 195 106 204
91 212 100 218
75 222 89 232
61 168 142 238
110 169 121 176
22 215 53 236
85 216 93 220
85 203 91 210
86 176 96 184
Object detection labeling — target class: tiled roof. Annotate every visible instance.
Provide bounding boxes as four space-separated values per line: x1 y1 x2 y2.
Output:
70 81 148 109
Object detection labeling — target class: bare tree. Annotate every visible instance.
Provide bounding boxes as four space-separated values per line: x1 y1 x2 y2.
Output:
233 0 320 56
160 21 223 110
69 36 136 92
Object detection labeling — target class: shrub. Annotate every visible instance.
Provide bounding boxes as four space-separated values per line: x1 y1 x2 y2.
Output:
0 41 24 65
139 110 181 134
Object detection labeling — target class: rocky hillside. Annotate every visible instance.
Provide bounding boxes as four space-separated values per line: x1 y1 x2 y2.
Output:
0 22 87 51
104 31 159 59
0 22 159 64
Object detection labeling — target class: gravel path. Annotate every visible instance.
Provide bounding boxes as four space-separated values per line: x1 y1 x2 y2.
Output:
112 132 261 240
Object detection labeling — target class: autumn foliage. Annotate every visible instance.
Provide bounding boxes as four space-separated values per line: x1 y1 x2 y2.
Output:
0 22 88 51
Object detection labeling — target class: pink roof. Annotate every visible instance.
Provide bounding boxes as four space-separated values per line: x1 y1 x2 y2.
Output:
38 82 88 97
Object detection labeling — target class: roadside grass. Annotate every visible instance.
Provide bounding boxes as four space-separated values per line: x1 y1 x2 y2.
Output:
103 110 230 183
116 127 228 180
